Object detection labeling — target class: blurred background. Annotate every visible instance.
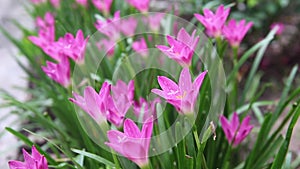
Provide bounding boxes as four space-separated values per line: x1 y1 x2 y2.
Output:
0 0 31 167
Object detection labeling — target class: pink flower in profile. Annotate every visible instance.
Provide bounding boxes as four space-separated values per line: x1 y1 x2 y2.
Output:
70 81 133 127
50 0 60 8
41 57 70 87
95 11 121 41
76 0 88 7
92 0 113 15
106 118 153 168
271 22 285 35
152 68 207 115
132 38 148 57
120 17 138 37
133 97 160 122
126 0 150 13
70 83 111 124
145 13 165 32
111 80 135 103
8 145 48 169
28 12 55 49
194 5 230 38
52 30 89 64
106 80 134 127
222 19 253 47
220 112 253 146
156 28 200 67
97 38 115 57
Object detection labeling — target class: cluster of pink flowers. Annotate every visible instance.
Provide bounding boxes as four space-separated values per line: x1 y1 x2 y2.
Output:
70 80 156 166
28 12 89 87
194 5 253 47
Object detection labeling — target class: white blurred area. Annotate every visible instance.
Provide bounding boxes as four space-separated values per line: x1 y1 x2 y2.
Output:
0 0 32 167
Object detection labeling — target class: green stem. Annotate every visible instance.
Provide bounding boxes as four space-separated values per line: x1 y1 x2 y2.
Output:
222 144 232 169
232 46 239 110
216 37 224 59
141 163 152 169
111 150 122 169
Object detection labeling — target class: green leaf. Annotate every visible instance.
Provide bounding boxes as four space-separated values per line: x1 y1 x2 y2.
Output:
71 149 115 167
271 103 300 169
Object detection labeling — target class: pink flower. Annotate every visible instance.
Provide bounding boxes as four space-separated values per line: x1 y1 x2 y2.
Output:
76 0 88 7
132 38 148 57
194 5 230 38
220 112 253 146
270 22 284 35
97 38 115 57
133 97 160 122
70 83 110 124
106 118 153 168
70 81 134 127
52 30 88 64
156 28 200 67
41 56 70 87
8 145 48 169
152 68 207 115
222 19 253 47
28 12 55 49
92 0 113 15
144 13 165 32
50 0 60 8
126 0 150 13
111 80 135 102
120 17 138 37
95 11 121 41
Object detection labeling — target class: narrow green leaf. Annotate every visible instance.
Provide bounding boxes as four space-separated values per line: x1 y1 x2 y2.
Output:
71 149 115 167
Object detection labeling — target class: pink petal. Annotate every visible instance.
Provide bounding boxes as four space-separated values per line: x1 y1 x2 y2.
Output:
157 76 179 97
124 119 141 138
179 68 192 94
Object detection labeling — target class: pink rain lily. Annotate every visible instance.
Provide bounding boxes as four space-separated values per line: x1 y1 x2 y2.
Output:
95 11 121 41
8 145 48 169
270 22 285 35
120 17 138 37
149 13 164 32
144 13 165 32
156 28 200 67
69 83 111 124
50 0 60 8
194 5 230 38
220 112 253 146
132 38 148 57
126 0 150 13
92 0 113 15
97 38 115 57
133 97 160 122
111 80 135 103
152 68 207 115
76 0 88 7
41 56 71 87
47 30 89 64
70 80 134 127
28 12 55 50
222 19 253 47
106 118 153 168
